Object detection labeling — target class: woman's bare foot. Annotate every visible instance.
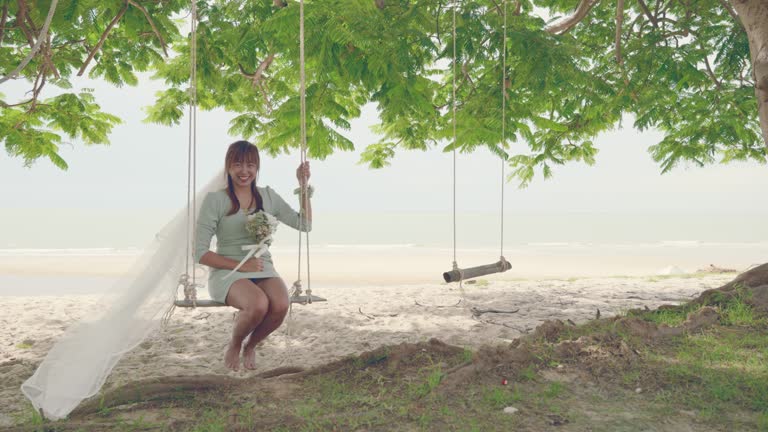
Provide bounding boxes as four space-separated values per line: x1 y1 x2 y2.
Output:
224 343 241 371
242 348 257 370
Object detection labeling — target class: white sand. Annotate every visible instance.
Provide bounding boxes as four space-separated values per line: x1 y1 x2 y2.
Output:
0 271 736 426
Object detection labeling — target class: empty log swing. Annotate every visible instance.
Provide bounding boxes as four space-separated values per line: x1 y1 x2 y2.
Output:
442 0 512 284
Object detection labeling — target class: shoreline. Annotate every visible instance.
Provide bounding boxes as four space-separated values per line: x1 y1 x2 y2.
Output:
0 245 761 285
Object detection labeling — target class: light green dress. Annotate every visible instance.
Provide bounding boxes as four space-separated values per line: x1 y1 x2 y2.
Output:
194 186 311 303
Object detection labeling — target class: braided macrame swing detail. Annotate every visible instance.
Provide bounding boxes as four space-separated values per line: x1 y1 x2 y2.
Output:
173 0 324 309
442 0 512 284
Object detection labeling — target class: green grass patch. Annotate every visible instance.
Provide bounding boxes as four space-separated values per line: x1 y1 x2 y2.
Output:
639 305 695 326
541 381 566 399
11 404 45 426
652 326 768 415
519 364 537 381
482 385 524 408
188 409 228 432
721 297 756 326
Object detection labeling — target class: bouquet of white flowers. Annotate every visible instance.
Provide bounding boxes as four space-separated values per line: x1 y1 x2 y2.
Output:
223 211 279 279
245 210 279 245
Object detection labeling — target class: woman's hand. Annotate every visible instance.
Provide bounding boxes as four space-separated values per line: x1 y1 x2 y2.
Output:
296 161 310 186
238 257 264 272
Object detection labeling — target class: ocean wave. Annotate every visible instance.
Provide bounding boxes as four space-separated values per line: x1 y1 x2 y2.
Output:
658 240 701 247
323 243 419 250
526 242 583 247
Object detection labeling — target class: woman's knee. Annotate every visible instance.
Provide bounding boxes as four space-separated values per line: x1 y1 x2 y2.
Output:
242 300 268 323
235 288 268 324
269 297 291 320
268 300 290 323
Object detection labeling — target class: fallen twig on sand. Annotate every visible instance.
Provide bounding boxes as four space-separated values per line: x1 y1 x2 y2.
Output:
477 319 531 333
414 299 463 308
358 307 398 320
470 307 519 317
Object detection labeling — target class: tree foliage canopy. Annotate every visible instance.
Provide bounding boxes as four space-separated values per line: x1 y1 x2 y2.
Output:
1 0 765 183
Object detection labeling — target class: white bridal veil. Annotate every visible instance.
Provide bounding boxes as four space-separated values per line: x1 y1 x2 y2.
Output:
21 171 227 420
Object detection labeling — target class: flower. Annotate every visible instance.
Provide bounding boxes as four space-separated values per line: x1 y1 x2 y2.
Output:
245 211 279 245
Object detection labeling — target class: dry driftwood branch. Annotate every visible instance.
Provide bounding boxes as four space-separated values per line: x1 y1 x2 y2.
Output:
359 307 375 320
414 299 463 308
478 319 531 332
358 307 399 319
470 307 520 316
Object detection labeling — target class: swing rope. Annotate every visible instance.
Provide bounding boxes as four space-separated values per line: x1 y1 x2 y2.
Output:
186 0 199 301
293 0 312 304
451 0 460 279
447 0 509 286
162 0 199 323
500 0 507 264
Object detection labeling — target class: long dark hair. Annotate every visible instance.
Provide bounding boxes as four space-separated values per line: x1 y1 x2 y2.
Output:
224 140 263 216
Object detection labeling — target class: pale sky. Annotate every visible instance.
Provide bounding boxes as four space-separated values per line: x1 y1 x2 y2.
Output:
2 73 767 218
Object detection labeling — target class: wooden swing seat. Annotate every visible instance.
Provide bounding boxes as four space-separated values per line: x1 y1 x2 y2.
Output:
174 295 327 308
442 259 512 283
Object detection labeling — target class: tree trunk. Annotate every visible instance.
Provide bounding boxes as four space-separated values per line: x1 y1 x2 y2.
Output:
731 0 768 149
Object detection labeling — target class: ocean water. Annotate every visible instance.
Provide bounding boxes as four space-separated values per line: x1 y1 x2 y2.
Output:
1 210 766 297
2 210 767 249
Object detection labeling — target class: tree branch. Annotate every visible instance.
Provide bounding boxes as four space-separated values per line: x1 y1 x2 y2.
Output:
0 3 8 46
435 1 441 44
615 0 624 65
489 0 503 16
0 0 59 84
0 99 34 108
545 0 600 35
717 0 745 31
238 53 276 87
703 54 722 91
258 82 273 114
30 67 46 110
77 2 129 76
16 2 36 48
127 0 169 57
52 38 87 49
21 5 59 78
636 0 658 28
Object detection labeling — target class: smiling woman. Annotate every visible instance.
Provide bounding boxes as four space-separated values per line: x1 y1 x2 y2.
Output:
195 140 313 371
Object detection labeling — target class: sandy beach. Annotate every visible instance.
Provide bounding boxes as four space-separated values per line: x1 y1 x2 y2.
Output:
0 252 739 426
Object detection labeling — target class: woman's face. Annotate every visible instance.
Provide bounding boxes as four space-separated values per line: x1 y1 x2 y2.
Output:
228 159 258 188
